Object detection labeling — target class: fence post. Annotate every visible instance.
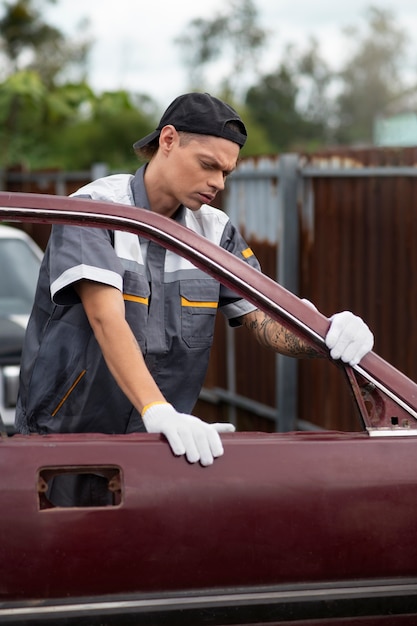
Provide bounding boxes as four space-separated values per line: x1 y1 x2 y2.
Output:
91 163 109 181
276 154 300 432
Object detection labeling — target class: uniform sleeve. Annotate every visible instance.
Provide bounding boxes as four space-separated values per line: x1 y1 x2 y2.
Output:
48 224 124 305
218 220 261 325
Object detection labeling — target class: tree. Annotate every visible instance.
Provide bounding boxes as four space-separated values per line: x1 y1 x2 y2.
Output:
0 0 90 85
245 40 334 152
49 90 157 171
175 0 267 100
0 70 47 166
296 38 335 143
0 71 99 167
0 0 157 170
334 6 410 145
0 0 95 167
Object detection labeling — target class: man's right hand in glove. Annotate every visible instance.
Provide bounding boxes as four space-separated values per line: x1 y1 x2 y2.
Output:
141 402 235 466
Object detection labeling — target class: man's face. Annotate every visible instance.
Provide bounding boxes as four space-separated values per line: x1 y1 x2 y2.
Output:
162 132 240 211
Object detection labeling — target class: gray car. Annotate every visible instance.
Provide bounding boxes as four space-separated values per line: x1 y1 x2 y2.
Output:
0 225 43 432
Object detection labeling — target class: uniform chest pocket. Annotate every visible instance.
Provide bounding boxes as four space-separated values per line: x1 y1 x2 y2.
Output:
180 281 219 348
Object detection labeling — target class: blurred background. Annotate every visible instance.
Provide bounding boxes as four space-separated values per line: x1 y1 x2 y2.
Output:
2 0 417 170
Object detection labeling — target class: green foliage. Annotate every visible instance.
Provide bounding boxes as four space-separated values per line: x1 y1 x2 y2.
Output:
245 41 332 152
0 0 416 169
246 66 301 152
0 72 93 167
0 70 47 167
48 91 157 171
0 67 157 170
239 118 275 157
0 0 156 170
0 0 90 85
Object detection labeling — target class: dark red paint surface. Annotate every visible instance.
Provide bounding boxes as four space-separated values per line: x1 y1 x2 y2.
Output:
1 430 417 601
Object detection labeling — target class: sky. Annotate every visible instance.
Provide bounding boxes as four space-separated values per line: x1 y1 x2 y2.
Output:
45 0 417 113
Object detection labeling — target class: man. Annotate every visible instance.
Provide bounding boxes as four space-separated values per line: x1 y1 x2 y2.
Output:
16 92 373 478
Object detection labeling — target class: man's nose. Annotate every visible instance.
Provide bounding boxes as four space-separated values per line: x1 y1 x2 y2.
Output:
209 171 225 191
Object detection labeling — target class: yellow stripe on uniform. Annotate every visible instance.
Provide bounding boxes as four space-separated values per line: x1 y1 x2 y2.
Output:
242 247 254 259
123 294 149 305
181 297 218 309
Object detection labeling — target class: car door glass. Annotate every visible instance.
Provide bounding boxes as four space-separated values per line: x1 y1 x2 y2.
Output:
0 238 41 316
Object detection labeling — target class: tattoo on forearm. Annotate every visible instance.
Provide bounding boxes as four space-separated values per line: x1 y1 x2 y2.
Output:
245 312 319 358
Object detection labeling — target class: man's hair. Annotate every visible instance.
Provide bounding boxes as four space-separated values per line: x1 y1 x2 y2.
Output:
135 121 244 162
135 137 159 161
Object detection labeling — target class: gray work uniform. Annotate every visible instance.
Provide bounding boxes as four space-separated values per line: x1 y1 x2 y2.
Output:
16 167 260 436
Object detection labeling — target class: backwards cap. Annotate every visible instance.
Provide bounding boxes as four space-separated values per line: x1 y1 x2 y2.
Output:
133 92 247 150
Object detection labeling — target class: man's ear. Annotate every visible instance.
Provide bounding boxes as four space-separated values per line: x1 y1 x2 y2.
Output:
159 125 178 153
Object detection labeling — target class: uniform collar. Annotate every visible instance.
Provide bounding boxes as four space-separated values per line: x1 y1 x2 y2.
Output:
131 165 151 210
131 165 186 225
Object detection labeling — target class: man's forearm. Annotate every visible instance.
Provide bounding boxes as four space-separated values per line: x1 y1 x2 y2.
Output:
76 280 166 413
241 310 319 358
95 318 166 412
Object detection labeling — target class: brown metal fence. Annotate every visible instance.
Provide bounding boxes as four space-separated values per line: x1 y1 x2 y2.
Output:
198 148 417 433
3 149 417 433
298 148 417 431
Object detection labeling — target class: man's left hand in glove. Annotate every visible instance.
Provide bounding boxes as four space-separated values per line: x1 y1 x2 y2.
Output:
325 311 373 367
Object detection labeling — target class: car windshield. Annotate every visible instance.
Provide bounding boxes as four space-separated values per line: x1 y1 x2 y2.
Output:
0 237 41 316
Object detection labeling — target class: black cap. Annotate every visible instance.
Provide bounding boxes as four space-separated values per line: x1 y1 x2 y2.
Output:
133 92 247 150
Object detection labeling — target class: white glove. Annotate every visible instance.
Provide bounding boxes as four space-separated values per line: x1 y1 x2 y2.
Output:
325 311 374 367
141 402 235 466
